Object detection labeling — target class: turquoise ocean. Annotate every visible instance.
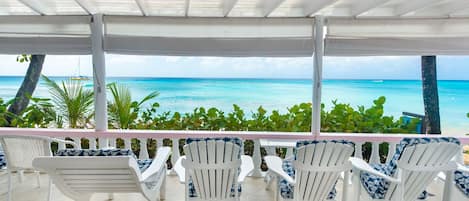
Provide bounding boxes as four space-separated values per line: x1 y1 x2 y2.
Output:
0 76 467 135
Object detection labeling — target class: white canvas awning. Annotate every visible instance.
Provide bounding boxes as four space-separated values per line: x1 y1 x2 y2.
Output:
0 16 91 54
0 0 468 56
104 16 315 57
325 18 469 56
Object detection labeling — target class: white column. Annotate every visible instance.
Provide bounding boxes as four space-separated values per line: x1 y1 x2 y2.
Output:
312 16 324 136
251 139 263 177
91 14 108 148
169 138 180 175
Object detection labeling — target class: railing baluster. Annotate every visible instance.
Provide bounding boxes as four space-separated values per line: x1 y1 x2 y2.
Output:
124 138 132 150
355 142 363 159
386 142 397 163
286 148 294 158
370 142 381 164
109 138 116 148
265 147 276 156
99 138 109 149
139 138 149 159
157 139 163 149
89 137 97 149
58 137 66 150
169 138 180 175
251 139 263 177
72 137 81 149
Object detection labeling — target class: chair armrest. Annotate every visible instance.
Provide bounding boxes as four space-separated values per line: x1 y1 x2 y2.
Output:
457 163 469 172
141 147 171 182
49 138 78 148
238 155 254 183
174 156 186 184
264 156 295 184
350 157 400 184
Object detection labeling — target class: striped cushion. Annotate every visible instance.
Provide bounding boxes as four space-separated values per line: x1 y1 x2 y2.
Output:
0 150 6 169
186 137 243 148
188 180 241 198
56 149 135 157
360 137 460 199
137 159 154 172
455 169 469 197
56 149 152 172
296 139 355 148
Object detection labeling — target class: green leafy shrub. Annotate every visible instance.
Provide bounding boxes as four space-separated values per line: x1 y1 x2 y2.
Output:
42 75 94 128
0 80 421 164
107 82 158 129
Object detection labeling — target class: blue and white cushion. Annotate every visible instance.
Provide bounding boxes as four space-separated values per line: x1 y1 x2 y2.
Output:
188 179 242 198
360 137 460 200
454 169 469 197
186 137 243 148
279 157 337 200
56 149 153 172
296 139 355 148
186 138 243 198
279 140 354 200
0 150 6 169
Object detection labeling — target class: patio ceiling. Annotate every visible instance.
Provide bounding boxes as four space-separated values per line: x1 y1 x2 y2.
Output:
0 0 469 18
1 0 469 57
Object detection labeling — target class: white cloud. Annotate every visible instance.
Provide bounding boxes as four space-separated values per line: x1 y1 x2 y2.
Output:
0 54 467 80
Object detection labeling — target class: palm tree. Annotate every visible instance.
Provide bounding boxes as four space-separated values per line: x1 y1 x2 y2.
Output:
7 55 46 125
107 83 159 129
421 56 441 134
42 75 94 128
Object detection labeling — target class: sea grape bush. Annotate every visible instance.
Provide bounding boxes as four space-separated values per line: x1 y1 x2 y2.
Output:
135 96 419 134
0 94 420 162
0 96 419 133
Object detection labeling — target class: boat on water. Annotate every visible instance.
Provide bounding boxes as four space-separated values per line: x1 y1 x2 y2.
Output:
70 56 90 81
70 75 90 81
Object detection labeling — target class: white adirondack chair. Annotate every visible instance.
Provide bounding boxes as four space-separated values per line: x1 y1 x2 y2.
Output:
264 140 355 201
0 135 77 201
442 163 469 201
351 137 461 201
33 147 171 201
173 137 254 201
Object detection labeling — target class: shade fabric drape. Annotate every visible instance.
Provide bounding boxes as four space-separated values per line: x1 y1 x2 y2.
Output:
0 16 92 55
2 16 469 56
325 18 469 56
103 16 315 57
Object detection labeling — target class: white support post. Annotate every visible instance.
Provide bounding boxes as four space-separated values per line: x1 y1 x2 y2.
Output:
169 138 180 175
251 139 263 177
91 14 108 148
312 15 324 136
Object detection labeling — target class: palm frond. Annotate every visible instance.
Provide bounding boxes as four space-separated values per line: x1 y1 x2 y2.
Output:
42 75 94 128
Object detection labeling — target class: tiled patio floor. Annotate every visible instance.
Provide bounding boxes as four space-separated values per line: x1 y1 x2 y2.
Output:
0 171 445 201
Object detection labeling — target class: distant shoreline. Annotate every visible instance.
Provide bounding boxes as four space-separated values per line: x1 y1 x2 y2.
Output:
0 75 468 82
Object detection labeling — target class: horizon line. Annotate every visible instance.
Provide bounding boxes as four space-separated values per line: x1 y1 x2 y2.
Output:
0 75 468 81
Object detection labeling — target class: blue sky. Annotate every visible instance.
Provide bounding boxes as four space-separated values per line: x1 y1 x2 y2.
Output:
0 55 468 80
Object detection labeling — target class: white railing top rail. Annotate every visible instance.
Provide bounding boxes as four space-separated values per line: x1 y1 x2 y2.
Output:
0 128 468 144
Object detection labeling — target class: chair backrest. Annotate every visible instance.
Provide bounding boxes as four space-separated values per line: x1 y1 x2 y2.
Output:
0 135 52 170
385 137 460 201
183 138 242 201
293 140 354 201
33 149 144 200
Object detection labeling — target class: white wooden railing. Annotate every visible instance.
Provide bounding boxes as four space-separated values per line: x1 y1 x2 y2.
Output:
0 128 467 176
